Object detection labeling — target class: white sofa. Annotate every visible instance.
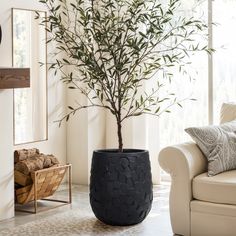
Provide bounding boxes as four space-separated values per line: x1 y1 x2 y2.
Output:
158 103 236 236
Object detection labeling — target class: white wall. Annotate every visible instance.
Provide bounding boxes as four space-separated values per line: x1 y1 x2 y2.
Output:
0 0 67 221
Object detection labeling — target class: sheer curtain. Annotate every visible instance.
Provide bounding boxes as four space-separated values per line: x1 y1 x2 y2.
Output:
68 0 236 184
159 0 208 148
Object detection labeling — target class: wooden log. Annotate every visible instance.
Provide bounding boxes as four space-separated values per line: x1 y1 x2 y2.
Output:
15 156 45 175
43 155 60 168
15 183 22 190
14 170 32 186
14 148 40 163
14 154 59 175
15 185 32 195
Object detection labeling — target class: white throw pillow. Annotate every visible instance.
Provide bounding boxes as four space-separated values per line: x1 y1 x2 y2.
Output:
185 120 236 176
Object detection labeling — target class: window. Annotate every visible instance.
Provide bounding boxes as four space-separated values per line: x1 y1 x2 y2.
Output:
159 0 236 180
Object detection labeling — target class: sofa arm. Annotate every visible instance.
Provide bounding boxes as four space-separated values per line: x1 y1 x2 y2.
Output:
158 142 207 236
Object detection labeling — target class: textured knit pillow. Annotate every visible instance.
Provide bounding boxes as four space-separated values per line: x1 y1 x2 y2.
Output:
185 120 236 176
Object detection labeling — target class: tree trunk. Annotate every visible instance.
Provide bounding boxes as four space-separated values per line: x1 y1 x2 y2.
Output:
117 120 123 152
117 74 123 152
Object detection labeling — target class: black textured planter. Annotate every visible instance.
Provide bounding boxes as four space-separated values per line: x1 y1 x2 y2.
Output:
90 149 153 226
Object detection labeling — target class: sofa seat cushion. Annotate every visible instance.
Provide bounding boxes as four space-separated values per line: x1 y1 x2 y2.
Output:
193 170 236 205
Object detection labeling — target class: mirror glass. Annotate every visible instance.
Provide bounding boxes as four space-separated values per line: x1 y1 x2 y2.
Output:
12 9 47 145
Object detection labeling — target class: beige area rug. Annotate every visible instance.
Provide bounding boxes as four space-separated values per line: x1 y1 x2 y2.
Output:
0 210 159 236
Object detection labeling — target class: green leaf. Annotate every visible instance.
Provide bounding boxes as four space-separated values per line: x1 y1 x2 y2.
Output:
155 107 160 113
140 95 144 103
63 58 70 64
177 103 183 108
132 112 142 117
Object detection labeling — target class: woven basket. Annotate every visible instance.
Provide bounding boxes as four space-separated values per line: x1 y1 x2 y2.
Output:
15 164 70 205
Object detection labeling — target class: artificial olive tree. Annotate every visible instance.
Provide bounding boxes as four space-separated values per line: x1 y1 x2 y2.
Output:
39 0 211 151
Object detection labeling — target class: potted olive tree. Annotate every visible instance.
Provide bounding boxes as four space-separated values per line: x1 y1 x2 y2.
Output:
39 0 210 226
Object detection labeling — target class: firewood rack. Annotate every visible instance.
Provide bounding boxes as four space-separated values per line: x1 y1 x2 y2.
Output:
15 164 72 213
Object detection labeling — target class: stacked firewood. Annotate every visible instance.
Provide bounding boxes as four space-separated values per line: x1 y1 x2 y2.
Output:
14 148 60 188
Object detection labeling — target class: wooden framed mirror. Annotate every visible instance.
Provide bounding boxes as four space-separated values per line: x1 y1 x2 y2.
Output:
12 8 48 145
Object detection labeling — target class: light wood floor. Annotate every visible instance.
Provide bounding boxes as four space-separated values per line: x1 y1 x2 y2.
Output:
0 184 173 235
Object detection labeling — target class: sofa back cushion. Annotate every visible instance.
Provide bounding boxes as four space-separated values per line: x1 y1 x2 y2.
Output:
220 103 236 124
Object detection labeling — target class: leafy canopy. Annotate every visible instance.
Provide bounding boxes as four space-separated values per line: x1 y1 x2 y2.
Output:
39 0 210 150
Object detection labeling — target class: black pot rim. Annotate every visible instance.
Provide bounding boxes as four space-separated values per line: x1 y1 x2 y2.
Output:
93 149 148 154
